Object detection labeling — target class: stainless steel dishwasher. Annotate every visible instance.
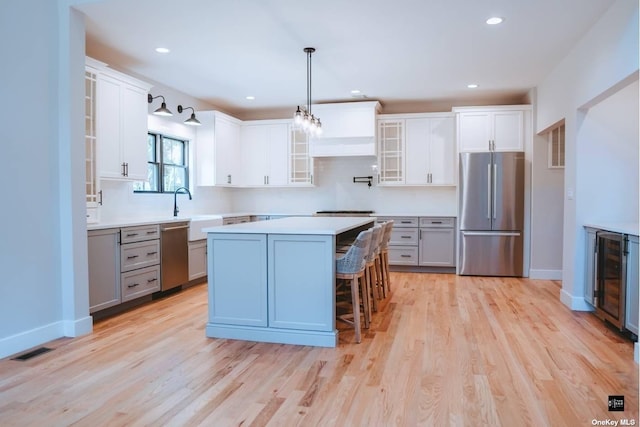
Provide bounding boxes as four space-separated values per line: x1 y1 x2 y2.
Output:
160 222 189 291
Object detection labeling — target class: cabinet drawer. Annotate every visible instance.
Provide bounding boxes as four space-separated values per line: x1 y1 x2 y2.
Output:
120 240 160 272
388 246 419 265
419 217 455 228
389 228 418 246
223 216 251 225
121 265 160 301
386 217 419 227
121 224 160 244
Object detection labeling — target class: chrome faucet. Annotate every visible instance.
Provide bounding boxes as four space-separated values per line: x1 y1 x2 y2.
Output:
173 186 192 217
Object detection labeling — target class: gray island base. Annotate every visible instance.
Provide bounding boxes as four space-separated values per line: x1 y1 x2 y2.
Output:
204 216 376 347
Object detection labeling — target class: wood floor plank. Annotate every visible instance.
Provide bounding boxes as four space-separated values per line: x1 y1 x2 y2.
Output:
0 275 637 426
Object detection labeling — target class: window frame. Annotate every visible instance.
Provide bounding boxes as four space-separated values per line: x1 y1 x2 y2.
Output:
134 132 190 193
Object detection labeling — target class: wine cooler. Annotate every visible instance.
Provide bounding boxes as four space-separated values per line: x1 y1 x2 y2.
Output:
594 231 628 330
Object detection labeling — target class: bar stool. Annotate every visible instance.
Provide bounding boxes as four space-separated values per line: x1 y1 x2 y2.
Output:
378 220 394 297
335 229 372 343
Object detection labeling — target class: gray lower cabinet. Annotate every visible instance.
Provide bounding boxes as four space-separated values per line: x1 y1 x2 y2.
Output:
87 228 121 313
188 240 207 280
379 216 456 268
625 235 639 335
121 265 160 302
120 224 160 301
383 216 419 266
419 217 456 267
88 224 161 315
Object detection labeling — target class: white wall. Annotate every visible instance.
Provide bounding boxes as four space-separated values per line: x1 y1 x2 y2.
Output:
231 156 458 216
579 80 639 224
530 128 565 279
536 0 639 309
0 1 91 359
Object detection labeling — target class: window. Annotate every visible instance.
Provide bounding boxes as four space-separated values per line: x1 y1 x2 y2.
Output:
133 133 189 192
548 124 565 168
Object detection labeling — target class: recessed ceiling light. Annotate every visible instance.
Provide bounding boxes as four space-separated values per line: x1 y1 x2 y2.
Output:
350 89 361 95
467 84 479 89
245 96 255 100
155 47 170 54
486 17 504 25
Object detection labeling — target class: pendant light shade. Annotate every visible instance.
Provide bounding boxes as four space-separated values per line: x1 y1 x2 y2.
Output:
177 105 201 126
293 47 322 137
147 94 173 116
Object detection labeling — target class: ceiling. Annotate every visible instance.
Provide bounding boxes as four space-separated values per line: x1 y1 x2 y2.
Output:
75 0 614 118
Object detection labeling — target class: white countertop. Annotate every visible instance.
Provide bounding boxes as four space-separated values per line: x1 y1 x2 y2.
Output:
203 216 376 235
584 222 639 235
87 216 192 230
87 211 455 231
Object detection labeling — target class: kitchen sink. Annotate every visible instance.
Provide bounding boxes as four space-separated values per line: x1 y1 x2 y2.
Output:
188 215 223 241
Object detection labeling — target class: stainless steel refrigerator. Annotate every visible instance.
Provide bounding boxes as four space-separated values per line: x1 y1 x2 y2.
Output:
458 151 524 276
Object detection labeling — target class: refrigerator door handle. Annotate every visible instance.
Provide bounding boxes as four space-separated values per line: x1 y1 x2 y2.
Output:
461 231 521 237
493 163 498 219
487 163 492 219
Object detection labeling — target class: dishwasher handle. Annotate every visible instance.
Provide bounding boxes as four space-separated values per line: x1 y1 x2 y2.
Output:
161 224 189 232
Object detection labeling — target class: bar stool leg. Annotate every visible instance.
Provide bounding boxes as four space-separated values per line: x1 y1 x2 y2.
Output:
367 262 379 312
351 276 362 343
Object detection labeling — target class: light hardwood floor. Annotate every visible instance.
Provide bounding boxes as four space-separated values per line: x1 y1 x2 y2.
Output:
0 273 637 426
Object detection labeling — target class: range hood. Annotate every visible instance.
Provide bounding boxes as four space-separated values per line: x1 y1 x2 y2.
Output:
309 101 380 157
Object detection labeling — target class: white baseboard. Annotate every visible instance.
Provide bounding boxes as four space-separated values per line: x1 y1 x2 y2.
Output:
560 289 595 311
529 269 562 280
63 316 93 337
0 317 93 360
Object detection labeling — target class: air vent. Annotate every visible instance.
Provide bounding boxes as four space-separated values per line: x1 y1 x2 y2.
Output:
11 347 52 361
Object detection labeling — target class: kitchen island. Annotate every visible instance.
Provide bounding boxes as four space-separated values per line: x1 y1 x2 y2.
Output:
203 216 375 347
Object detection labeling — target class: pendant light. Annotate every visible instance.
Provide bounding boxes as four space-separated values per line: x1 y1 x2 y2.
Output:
293 47 322 136
147 94 173 116
177 105 201 126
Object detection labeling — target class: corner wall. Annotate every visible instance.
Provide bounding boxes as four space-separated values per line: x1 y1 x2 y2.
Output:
535 0 639 309
0 1 91 359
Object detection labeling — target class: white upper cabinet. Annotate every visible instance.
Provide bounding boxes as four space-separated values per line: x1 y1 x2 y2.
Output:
196 111 241 186
377 119 404 184
289 126 313 185
197 114 313 188
455 106 526 152
85 64 100 223
95 68 151 181
309 101 380 157
378 113 456 186
405 115 456 185
241 121 289 187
